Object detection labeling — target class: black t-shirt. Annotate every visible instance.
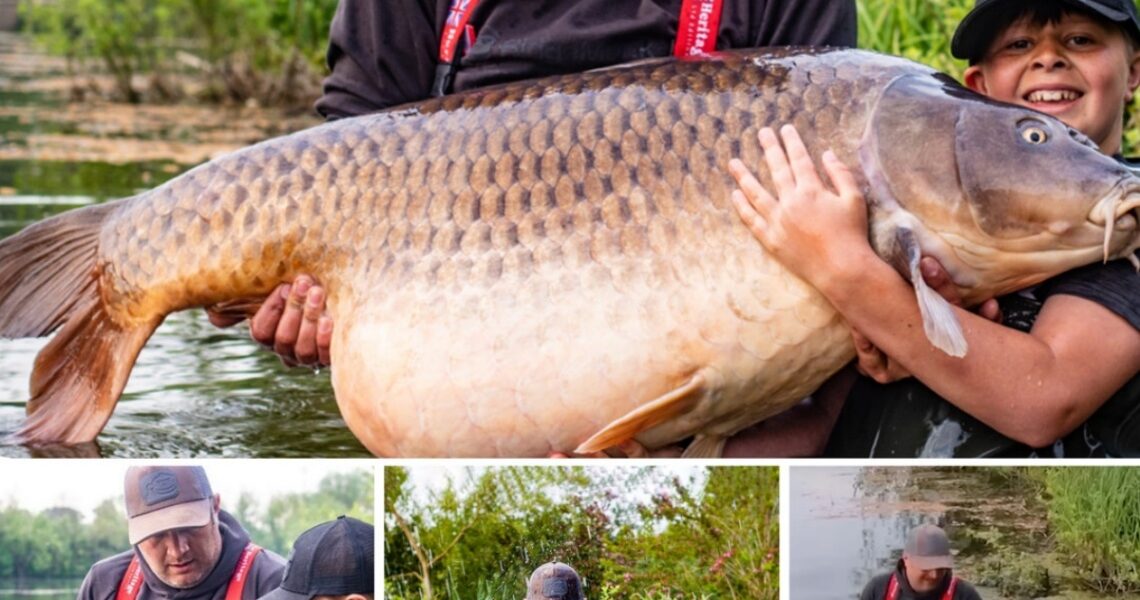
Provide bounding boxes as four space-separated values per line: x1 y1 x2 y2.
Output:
316 0 856 118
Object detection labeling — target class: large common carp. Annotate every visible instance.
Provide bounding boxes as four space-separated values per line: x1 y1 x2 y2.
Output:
2 48 1139 457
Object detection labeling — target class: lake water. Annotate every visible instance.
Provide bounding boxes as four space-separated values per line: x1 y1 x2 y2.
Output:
0 579 82 600
0 35 368 457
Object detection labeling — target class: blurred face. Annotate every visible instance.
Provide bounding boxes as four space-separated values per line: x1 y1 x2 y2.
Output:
963 12 1140 155
902 557 949 594
136 497 223 589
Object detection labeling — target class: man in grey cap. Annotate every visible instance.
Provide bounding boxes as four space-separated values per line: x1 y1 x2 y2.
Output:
77 466 286 600
859 525 983 600
526 562 584 600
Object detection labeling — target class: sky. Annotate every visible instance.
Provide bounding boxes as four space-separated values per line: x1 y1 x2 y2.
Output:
0 459 376 519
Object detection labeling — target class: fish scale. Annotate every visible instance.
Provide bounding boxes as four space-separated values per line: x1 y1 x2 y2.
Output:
1 48 1138 455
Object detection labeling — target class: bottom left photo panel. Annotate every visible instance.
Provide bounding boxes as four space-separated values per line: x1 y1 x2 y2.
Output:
0 461 375 600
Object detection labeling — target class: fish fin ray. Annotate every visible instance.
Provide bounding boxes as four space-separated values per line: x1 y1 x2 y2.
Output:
0 201 119 338
10 300 159 445
896 228 968 357
681 434 726 458
575 369 710 454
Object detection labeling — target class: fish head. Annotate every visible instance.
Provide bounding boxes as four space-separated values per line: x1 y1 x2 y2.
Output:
862 73 1140 305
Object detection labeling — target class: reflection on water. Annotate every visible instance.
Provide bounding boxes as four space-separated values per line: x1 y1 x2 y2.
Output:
0 85 368 457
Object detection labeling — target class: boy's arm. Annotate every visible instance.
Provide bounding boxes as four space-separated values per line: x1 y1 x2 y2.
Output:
730 125 1140 447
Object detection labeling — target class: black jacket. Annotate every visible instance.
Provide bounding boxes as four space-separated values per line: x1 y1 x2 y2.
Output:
316 0 856 118
859 562 982 600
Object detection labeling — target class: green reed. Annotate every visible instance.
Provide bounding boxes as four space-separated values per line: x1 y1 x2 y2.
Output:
1042 468 1140 594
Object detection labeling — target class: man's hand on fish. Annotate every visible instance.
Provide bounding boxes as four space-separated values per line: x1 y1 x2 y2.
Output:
206 274 333 368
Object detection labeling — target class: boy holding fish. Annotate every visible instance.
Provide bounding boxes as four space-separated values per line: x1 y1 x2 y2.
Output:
728 0 1140 457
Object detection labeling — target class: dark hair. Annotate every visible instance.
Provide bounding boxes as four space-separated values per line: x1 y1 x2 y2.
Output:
969 0 1140 64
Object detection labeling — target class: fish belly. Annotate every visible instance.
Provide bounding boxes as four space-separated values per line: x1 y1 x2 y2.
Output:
328 242 853 457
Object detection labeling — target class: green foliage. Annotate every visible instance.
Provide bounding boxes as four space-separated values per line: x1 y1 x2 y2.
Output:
0 470 373 583
1041 468 1140 594
19 0 338 106
385 467 778 600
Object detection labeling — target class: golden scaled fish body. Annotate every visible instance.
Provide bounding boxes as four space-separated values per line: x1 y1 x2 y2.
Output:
2 48 1139 456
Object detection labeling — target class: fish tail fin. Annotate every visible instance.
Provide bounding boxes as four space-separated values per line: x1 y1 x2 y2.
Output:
0 201 117 337
0 201 158 445
15 300 158 444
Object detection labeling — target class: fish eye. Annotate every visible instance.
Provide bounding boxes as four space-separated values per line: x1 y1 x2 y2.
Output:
1020 125 1048 144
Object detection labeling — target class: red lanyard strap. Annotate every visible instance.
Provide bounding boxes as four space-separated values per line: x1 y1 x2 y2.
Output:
116 543 262 600
673 0 724 57
885 573 958 600
439 0 480 63
225 543 263 600
115 557 145 600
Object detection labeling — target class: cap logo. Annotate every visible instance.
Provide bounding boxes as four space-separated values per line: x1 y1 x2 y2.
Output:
140 472 180 506
543 580 567 597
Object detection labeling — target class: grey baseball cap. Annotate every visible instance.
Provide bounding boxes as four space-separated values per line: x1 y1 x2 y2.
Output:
951 0 1140 62
903 524 954 570
526 563 583 600
124 466 214 545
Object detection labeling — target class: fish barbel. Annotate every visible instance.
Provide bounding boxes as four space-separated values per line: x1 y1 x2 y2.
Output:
2 48 1139 456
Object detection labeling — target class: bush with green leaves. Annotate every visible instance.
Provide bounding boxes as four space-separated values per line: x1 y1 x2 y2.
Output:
20 0 337 107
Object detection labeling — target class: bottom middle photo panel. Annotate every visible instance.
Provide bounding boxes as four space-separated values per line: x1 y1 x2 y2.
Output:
383 465 779 600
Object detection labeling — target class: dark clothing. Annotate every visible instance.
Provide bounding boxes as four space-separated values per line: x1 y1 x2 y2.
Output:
316 0 856 118
860 563 982 600
828 256 1140 458
77 511 286 600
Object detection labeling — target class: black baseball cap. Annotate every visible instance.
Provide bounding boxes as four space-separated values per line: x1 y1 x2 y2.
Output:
952 0 1140 62
259 516 374 600
903 524 954 570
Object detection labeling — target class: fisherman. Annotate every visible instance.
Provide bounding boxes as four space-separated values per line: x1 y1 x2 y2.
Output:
728 0 1140 457
526 562 585 600
257 516 374 600
77 466 286 600
859 525 982 600
206 0 858 372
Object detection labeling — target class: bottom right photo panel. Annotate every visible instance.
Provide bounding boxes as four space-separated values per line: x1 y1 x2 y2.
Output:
790 466 1139 600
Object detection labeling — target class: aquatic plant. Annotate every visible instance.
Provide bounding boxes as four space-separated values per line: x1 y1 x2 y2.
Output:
1043 468 1140 594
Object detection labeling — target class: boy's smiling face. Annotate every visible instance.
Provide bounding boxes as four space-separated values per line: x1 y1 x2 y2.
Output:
963 12 1140 155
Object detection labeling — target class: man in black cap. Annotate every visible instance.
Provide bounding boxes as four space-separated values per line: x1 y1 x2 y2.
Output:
859 525 982 600
526 562 584 600
77 466 286 600
257 516 374 600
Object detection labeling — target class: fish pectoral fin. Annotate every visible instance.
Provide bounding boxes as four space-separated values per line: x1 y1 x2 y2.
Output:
895 227 968 358
681 434 726 458
575 369 712 455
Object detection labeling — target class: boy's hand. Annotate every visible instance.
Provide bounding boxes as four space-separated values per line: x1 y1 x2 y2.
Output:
728 125 871 291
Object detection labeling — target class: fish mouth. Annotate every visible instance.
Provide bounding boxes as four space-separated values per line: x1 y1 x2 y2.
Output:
1090 183 1140 262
